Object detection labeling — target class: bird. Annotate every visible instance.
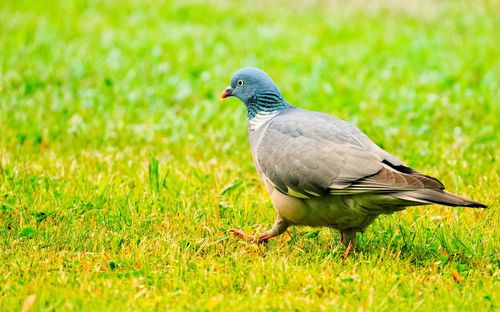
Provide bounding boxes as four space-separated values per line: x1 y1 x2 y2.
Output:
220 67 487 254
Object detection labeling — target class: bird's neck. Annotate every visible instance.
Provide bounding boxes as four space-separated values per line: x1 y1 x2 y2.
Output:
246 91 288 122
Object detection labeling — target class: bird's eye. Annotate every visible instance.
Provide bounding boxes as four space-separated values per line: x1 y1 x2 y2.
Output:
237 80 244 86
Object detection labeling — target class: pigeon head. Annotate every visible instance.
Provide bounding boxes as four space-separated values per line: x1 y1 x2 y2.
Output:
220 67 288 120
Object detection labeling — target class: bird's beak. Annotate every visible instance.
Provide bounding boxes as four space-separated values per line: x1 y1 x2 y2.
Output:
220 86 233 100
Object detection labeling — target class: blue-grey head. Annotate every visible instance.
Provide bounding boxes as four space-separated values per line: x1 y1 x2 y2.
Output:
220 67 288 120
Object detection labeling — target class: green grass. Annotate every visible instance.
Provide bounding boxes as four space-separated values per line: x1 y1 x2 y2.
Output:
0 0 499 310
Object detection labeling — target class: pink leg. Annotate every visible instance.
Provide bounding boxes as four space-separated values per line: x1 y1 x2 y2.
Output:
340 229 357 258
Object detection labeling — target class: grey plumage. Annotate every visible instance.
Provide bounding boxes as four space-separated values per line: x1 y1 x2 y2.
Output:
221 67 487 252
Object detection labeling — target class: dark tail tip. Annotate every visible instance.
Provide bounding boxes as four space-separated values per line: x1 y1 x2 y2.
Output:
463 202 487 208
409 190 488 208
436 191 487 208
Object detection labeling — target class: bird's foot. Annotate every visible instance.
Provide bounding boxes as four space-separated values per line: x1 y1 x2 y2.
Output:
342 243 356 259
229 229 271 243
340 229 357 259
229 229 254 241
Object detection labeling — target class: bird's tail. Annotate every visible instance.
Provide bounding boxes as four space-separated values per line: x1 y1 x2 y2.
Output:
393 189 487 208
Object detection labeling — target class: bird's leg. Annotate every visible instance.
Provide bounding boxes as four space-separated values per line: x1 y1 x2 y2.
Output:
257 215 289 243
230 215 289 243
340 229 357 257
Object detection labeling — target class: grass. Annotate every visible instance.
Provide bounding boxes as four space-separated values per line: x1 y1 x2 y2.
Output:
0 0 498 310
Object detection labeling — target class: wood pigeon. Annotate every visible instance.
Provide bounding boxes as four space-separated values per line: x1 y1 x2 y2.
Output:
220 67 486 253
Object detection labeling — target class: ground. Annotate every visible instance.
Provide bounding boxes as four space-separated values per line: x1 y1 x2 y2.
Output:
0 0 498 311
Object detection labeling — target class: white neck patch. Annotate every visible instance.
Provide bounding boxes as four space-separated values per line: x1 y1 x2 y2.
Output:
248 110 281 131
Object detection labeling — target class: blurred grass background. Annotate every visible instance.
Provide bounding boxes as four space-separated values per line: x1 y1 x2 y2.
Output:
0 0 498 311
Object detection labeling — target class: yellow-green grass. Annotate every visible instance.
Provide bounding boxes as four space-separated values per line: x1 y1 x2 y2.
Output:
0 0 498 311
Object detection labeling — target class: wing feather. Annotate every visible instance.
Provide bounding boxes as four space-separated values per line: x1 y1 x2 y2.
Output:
255 108 444 198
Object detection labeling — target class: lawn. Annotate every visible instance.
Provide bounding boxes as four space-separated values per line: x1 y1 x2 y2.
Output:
0 0 498 311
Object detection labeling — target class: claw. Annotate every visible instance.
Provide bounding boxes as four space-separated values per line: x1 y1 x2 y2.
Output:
229 229 270 244
229 229 255 241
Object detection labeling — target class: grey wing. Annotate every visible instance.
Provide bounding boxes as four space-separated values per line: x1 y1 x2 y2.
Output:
256 108 443 198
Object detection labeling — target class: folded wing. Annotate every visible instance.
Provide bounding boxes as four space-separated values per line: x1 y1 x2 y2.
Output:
256 108 444 198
